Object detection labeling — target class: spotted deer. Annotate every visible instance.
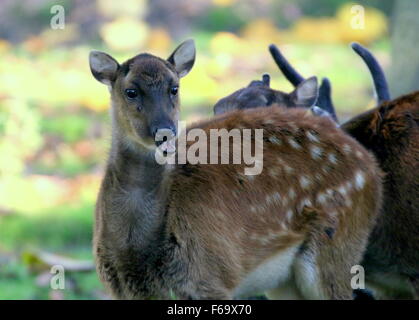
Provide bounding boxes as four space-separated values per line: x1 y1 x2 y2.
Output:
274 42 419 299
89 40 382 300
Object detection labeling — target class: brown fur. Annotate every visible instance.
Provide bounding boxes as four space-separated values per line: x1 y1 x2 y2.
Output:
222 43 418 299
341 91 419 299
95 108 382 298
91 46 382 300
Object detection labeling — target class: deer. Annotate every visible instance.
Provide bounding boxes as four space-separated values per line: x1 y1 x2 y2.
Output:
213 73 334 121
89 39 382 300
269 42 419 299
213 47 336 123
268 44 338 122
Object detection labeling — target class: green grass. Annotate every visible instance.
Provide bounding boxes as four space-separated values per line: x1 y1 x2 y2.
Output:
0 203 93 251
0 201 105 299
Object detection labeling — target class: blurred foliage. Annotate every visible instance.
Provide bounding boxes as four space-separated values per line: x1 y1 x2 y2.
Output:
293 3 387 43
0 0 391 299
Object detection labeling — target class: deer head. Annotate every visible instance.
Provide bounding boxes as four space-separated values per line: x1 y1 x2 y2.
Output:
89 40 196 150
213 75 319 115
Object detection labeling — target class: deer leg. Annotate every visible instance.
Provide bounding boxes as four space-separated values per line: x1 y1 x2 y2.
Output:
293 240 356 300
266 276 304 300
177 281 233 300
293 210 370 300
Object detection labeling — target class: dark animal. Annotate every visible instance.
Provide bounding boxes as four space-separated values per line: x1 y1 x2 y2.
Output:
274 42 419 299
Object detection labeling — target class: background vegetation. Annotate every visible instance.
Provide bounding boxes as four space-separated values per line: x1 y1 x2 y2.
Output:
0 0 397 299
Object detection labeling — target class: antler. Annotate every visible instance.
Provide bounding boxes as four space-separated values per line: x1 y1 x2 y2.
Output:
269 44 304 86
351 42 391 104
269 44 339 122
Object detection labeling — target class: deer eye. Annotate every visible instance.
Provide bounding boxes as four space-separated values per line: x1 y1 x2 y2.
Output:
125 89 138 99
170 86 178 96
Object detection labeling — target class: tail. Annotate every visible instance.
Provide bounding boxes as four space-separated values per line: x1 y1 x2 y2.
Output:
351 42 391 104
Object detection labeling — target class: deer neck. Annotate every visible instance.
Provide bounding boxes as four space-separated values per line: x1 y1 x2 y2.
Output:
102 119 172 254
110 129 166 186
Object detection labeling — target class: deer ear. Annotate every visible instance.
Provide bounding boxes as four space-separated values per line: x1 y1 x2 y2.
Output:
89 51 120 86
167 39 196 78
291 76 318 107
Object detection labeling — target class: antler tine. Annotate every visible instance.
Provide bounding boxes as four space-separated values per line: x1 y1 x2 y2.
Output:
262 73 271 87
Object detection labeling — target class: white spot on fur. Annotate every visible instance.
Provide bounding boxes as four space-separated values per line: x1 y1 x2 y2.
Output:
301 198 312 208
354 171 366 190
343 144 352 154
288 138 301 150
272 192 282 202
310 146 323 159
337 185 348 196
356 150 363 159
299 198 312 211
286 209 293 222
264 119 275 125
284 164 294 174
288 188 296 200
306 130 319 142
300 176 311 189
268 136 282 145
266 192 282 205
317 193 327 204
328 153 337 164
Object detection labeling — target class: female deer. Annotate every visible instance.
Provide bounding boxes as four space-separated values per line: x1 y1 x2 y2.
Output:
89 40 382 299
